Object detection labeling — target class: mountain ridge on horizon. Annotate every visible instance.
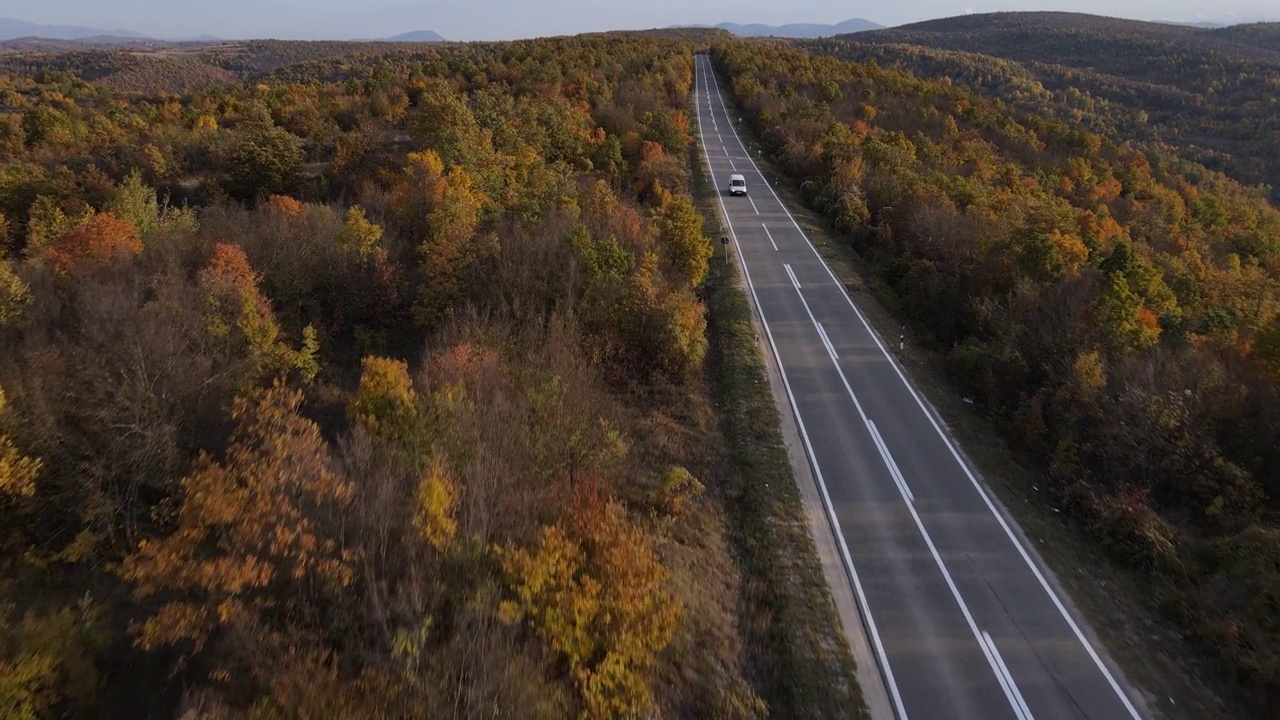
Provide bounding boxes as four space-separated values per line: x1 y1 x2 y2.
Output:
2 11 1278 44
0 16 448 43
690 17 884 37
0 17 149 41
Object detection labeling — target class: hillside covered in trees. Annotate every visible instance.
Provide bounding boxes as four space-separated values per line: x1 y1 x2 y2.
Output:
0 31 864 719
819 12 1280 202
710 37 1280 716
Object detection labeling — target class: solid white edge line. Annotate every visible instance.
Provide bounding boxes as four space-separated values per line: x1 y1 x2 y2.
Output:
696 55 911 720
783 244 1032 720
762 223 778 251
704 53 1145 720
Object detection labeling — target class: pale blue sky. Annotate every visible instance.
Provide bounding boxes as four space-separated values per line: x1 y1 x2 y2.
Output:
1 0 1275 41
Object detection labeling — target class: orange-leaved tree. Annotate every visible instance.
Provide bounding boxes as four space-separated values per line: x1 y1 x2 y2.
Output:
119 379 355 656
41 211 142 274
264 194 305 216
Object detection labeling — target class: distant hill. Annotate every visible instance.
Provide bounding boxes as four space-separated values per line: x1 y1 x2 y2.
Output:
1210 21 1280 51
844 11 1280 57
850 10 1196 38
382 30 446 42
0 16 149 41
840 12 1280 77
676 18 880 38
818 10 1280 200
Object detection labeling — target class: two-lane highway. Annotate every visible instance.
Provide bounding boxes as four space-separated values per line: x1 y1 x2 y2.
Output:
693 54 1147 720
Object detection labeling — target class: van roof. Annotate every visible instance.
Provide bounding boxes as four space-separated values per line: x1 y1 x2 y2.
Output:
730 173 745 181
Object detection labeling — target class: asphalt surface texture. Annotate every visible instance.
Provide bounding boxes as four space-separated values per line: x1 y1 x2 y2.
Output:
693 53 1149 720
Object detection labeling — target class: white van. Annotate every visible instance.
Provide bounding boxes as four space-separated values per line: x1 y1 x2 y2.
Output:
728 174 747 196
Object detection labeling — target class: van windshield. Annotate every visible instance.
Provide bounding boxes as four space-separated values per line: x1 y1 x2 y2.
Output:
731 179 744 186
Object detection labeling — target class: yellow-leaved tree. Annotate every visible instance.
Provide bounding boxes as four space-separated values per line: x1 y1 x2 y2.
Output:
348 355 418 442
389 150 486 328
0 383 39 499
499 479 678 720
657 195 712 289
197 243 319 387
414 458 458 552
0 256 28 327
0 599 108 719
337 206 385 262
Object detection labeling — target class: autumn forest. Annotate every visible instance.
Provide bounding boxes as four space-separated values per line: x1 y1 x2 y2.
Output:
1 12 1279 720
0 31 861 720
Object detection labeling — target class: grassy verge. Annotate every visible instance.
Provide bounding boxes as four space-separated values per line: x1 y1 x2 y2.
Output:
690 133 868 719
707 66 1243 720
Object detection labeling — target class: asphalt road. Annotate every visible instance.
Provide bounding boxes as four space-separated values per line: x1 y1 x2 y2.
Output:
693 54 1148 720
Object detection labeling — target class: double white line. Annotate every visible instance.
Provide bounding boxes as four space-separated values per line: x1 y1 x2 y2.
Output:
867 420 913 504
782 263 1034 720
